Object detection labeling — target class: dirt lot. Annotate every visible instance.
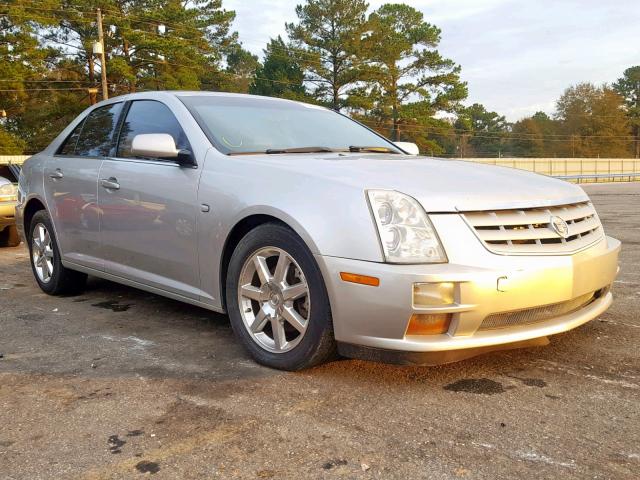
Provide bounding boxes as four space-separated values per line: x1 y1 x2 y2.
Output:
0 183 638 479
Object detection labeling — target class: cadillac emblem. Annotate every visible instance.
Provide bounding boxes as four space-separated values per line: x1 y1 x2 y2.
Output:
549 215 569 238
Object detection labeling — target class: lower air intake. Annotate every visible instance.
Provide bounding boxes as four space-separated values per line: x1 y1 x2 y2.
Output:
479 291 598 330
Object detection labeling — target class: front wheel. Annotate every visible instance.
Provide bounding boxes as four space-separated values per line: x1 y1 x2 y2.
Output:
226 223 336 370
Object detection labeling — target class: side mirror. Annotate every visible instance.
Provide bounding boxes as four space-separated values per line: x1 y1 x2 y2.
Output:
394 142 420 156
131 133 196 167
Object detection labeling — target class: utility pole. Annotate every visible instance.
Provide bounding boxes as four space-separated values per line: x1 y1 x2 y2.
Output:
96 8 108 100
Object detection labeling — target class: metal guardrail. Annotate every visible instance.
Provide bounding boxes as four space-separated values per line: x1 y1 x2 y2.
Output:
554 173 640 183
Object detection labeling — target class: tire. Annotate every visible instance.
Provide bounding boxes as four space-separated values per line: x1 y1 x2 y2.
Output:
28 210 87 295
0 225 20 247
226 223 336 370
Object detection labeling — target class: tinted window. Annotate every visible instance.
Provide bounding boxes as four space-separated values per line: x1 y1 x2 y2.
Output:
58 119 84 155
74 103 123 157
117 100 190 159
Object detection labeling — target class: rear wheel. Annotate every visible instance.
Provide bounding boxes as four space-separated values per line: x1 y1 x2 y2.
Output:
0 225 20 247
226 223 336 370
28 210 87 295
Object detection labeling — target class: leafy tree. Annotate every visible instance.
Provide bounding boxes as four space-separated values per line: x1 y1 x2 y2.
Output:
1 1 87 152
556 83 631 158
510 117 544 157
613 66 640 158
509 112 562 157
286 0 368 110
0 125 26 154
223 44 259 93
362 3 467 141
454 103 507 156
0 0 240 152
249 36 308 100
104 0 236 92
202 43 258 93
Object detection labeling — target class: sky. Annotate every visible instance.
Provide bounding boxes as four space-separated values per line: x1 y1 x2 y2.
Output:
224 0 639 121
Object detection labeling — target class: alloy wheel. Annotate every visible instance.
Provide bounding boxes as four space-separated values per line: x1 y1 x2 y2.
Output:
238 247 310 353
32 223 54 283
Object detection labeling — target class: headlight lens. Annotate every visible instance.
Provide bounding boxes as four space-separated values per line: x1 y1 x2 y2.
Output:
0 183 17 202
367 190 447 264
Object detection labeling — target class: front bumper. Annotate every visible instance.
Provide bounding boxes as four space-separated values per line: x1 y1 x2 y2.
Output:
316 223 620 364
0 201 17 231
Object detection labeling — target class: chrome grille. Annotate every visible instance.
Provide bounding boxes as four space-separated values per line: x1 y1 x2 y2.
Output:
479 292 596 330
463 201 603 254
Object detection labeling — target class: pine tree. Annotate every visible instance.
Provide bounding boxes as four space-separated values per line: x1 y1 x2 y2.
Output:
249 36 308 101
454 103 508 157
362 4 467 141
286 0 368 110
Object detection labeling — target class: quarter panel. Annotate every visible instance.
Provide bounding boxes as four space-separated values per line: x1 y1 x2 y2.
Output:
15 154 47 240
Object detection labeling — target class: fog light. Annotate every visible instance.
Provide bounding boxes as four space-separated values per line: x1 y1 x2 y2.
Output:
413 282 455 307
406 313 452 335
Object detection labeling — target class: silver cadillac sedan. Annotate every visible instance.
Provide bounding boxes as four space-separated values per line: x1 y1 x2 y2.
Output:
16 91 620 370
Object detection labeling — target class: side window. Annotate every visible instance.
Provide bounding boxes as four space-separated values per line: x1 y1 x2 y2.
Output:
58 119 84 155
74 102 123 157
117 100 190 159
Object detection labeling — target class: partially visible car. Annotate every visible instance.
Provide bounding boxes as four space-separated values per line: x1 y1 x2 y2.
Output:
0 163 21 247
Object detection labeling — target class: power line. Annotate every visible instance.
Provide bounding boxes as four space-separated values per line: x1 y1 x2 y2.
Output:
3 4 637 143
0 79 95 82
357 120 637 141
0 86 97 91
4 4 340 71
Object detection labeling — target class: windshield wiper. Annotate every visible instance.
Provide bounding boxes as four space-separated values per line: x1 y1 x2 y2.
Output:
348 146 399 154
265 146 336 154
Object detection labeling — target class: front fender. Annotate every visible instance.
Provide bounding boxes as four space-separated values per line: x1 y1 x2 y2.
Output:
226 204 323 256
196 150 384 308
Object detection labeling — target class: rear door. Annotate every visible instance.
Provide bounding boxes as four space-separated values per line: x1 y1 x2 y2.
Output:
44 102 123 270
98 100 202 299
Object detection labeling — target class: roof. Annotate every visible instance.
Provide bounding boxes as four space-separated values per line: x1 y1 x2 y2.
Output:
103 90 315 108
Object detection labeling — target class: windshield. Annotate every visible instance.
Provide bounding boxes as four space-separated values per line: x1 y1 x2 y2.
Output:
179 95 401 155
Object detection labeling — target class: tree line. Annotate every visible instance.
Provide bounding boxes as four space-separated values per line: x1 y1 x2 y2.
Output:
1 0 639 158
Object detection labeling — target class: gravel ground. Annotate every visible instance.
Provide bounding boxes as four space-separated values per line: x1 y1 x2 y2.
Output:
0 182 638 480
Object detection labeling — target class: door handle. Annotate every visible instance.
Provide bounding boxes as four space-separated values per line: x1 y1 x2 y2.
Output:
100 178 120 190
49 169 64 180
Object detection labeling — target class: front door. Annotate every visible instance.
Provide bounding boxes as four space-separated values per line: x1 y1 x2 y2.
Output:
44 102 123 270
98 100 201 299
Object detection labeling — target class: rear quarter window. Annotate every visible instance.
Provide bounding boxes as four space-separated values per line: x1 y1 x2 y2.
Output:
57 119 85 155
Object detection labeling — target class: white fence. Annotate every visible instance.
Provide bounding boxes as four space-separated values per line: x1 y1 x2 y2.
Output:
0 155 31 165
461 157 640 183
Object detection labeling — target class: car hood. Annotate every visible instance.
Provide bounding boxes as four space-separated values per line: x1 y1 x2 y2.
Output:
239 153 588 212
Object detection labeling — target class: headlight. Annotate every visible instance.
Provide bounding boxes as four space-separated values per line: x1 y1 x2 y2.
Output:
0 183 17 202
367 190 447 264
